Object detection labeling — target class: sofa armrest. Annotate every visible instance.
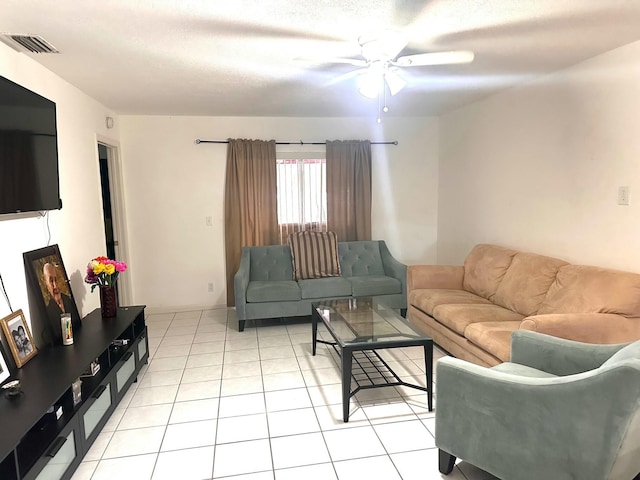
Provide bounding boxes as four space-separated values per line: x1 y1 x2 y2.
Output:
379 241 407 297
520 313 640 344
510 330 627 375
233 247 251 320
407 265 464 291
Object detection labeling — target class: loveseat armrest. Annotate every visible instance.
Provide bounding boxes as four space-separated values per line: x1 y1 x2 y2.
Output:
379 241 407 295
520 313 640 344
233 247 251 320
510 330 627 375
407 265 464 291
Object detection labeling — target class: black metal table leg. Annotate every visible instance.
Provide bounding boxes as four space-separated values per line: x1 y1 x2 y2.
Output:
312 310 318 356
342 346 354 422
424 341 433 411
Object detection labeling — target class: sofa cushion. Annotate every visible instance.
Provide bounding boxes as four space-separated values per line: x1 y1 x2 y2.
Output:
409 289 491 316
538 265 640 316
347 275 401 297
433 304 524 336
246 280 301 303
463 244 517 301
298 277 352 299
249 245 295 282
288 231 341 281
464 321 522 362
493 252 568 316
338 241 386 277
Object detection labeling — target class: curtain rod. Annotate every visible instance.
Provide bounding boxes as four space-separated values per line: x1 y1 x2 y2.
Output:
194 139 398 146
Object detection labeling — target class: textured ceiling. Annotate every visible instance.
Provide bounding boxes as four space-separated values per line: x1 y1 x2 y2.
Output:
2 0 640 118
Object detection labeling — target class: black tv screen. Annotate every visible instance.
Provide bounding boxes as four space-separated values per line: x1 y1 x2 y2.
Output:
0 74 61 215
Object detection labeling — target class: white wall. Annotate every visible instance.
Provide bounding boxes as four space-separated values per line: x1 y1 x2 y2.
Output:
119 116 439 311
0 43 120 330
438 40 640 272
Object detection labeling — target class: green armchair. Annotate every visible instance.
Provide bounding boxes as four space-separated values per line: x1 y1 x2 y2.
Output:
436 330 640 480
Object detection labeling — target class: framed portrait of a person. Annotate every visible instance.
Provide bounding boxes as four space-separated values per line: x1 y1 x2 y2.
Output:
23 245 81 347
0 310 38 368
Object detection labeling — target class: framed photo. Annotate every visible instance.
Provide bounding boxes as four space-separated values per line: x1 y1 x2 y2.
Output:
23 245 81 347
0 310 38 368
0 344 10 385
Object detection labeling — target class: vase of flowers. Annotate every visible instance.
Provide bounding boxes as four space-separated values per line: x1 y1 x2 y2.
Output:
84 256 127 318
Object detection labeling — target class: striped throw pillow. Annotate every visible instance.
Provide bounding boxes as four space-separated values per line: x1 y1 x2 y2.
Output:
288 231 342 281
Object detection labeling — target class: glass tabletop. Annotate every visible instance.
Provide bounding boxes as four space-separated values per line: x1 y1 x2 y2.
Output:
312 297 429 347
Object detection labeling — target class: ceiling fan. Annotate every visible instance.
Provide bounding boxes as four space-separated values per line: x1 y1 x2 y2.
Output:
306 30 474 120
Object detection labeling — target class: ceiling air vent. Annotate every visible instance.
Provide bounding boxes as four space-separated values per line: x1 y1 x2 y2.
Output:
0 34 59 53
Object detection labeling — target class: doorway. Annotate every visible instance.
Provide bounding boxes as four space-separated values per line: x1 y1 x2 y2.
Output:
97 141 131 305
98 144 116 261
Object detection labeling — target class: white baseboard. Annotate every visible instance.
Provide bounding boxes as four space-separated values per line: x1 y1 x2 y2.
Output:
143 304 233 315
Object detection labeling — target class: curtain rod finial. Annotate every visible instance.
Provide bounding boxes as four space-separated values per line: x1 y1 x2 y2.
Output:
195 139 201 144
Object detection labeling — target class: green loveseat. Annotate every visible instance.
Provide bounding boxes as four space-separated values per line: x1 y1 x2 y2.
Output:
234 240 406 331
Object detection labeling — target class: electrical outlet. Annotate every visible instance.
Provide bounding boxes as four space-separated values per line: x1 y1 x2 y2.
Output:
618 186 630 205
207 282 214 293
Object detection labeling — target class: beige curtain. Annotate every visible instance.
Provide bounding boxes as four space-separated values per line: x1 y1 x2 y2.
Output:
224 139 278 306
326 140 372 242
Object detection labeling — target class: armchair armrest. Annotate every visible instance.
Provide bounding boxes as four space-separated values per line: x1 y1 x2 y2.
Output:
435 356 640 480
520 313 640 344
379 240 407 297
407 265 464 291
510 330 627 375
233 247 251 320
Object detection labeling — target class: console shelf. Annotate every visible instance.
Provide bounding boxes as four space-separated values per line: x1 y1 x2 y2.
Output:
0 306 148 480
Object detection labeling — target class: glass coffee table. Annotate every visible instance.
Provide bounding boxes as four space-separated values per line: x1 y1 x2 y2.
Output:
312 297 433 422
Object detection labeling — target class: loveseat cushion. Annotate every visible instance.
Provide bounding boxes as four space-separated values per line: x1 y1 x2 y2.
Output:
249 245 295 282
246 280 301 303
433 304 524 336
338 241 386 277
538 265 640 316
409 289 491 316
298 277 352 299
463 244 517 301
464 321 522 362
348 275 401 297
493 252 568 316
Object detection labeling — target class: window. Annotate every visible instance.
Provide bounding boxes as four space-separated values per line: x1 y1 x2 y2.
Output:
276 154 327 243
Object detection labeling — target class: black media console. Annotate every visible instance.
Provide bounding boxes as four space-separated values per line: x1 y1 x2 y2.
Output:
0 305 148 480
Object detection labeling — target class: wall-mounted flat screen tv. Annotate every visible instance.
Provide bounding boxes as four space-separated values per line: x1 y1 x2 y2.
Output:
0 74 61 215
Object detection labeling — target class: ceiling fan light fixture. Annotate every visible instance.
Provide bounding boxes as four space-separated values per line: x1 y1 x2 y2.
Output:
358 71 381 99
385 70 406 96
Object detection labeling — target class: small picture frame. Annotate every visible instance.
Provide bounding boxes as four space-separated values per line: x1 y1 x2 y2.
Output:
0 310 38 368
0 344 10 385
23 244 81 346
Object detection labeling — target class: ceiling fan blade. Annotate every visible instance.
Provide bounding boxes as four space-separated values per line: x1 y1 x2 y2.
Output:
325 67 368 86
394 50 475 67
295 56 368 67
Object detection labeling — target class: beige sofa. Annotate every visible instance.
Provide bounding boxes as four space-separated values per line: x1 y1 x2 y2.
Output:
407 244 640 366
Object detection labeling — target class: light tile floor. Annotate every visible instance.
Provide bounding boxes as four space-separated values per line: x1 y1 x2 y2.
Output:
71 309 497 480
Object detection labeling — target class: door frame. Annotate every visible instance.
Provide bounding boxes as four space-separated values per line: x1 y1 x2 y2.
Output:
96 135 132 306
